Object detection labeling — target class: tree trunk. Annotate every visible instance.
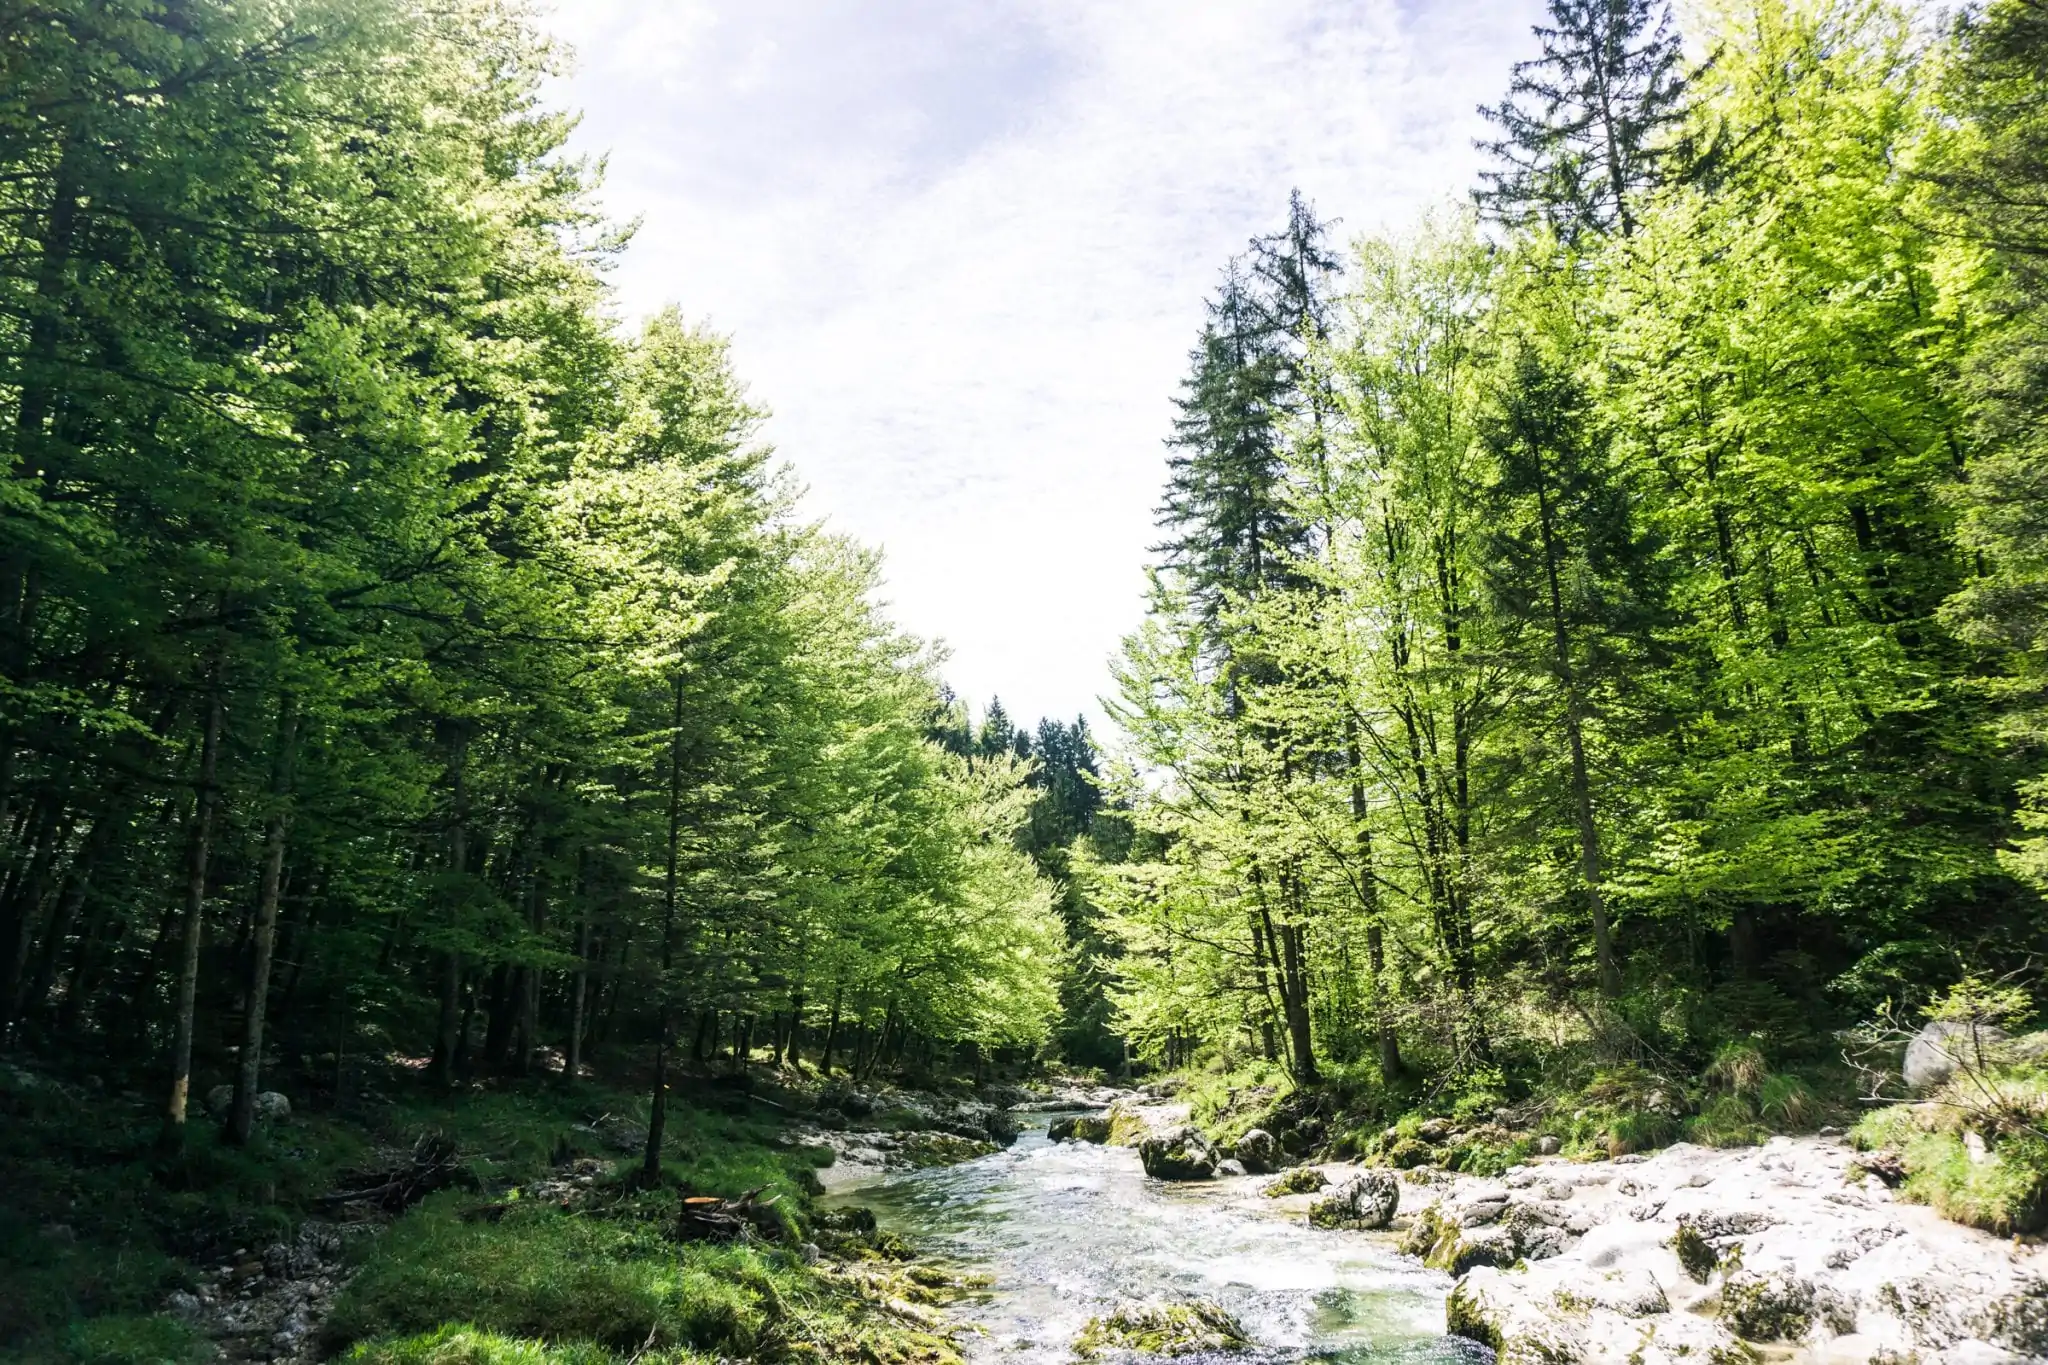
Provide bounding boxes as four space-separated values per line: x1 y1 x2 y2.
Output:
643 676 684 1185
1530 453 1622 996
1345 717 1402 1079
566 900 589 1084
227 693 297 1146
820 986 842 1075
161 677 224 1149
434 724 469 1088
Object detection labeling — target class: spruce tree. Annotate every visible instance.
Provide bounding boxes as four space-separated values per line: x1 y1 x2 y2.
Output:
1476 0 1692 240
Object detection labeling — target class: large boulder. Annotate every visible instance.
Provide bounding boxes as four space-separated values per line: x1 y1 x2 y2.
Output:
1050 1114 1112 1143
1233 1128 1278 1173
1307 1170 1400 1230
1137 1125 1219 1181
1105 1098 1154 1147
1073 1300 1251 1357
1905 1020 2009 1093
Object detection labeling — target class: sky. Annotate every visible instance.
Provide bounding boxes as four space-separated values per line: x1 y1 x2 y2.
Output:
537 0 1546 729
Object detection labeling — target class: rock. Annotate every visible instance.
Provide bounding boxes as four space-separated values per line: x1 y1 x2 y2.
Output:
1137 1125 1218 1181
1106 1098 1154 1147
1308 1170 1400 1230
1720 1268 1815 1341
1050 1114 1112 1143
985 1108 1020 1146
204 1084 234 1118
1576 1268 1670 1317
1534 1135 1562 1156
1233 1128 1278 1173
1215 1158 1248 1177
254 1091 291 1122
1072 1300 1252 1357
1905 1019 2010 1093
1385 1138 1433 1168
1417 1117 1453 1143
1262 1166 1328 1198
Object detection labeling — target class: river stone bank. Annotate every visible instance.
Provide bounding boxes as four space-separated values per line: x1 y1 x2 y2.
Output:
1256 1135 2048 1364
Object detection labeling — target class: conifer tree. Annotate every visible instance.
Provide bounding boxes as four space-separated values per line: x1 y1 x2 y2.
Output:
1476 0 1693 240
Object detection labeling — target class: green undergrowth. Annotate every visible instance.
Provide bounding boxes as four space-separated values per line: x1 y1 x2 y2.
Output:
1165 1035 1845 1175
0 1061 918 1365
1852 1097 2048 1235
327 1196 805 1358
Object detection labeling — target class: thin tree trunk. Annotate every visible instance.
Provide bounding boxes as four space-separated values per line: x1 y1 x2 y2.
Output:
161 675 224 1149
820 986 842 1076
566 897 589 1084
643 676 684 1184
434 724 469 1088
1530 451 1622 996
1345 716 1401 1079
227 693 297 1146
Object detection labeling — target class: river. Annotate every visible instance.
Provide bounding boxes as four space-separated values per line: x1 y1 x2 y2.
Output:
824 1118 1487 1364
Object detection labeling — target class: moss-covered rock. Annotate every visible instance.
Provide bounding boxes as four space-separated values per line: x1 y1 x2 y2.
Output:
1668 1221 1719 1283
1049 1115 1112 1144
1105 1099 1153 1148
896 1131 997 1169
1398 1203 1517 1275
1306 1171 1398 1230
1260 1167 1328 1198
1719 1269 1814 1341
1385 1138 1434 1169
1137 1126 1218 1181
1071 1300 1251 1357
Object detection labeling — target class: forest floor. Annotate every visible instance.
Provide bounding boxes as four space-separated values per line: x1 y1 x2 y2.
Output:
0 1055 1077 1365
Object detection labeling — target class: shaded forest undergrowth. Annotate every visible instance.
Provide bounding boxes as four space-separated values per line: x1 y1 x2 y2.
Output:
0 1049 1006 1365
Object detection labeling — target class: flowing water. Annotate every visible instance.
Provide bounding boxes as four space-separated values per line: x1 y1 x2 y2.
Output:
824 1118 1486 1364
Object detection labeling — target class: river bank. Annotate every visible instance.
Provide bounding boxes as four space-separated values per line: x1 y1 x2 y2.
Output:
1022 1096 2048 1364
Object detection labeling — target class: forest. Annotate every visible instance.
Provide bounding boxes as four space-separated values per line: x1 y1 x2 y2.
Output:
4 0 2048 1361
0 0 1077 1159
1090 0 2048 1120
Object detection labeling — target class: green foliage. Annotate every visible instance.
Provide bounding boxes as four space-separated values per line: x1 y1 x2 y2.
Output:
1096 0 2048 1140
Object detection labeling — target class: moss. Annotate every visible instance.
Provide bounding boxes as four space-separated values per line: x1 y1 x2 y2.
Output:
1719 1271 1812 1342
1105 1100 1152 1147
1260 1167 1328 1197
1071 1301 1251 1357
1668 1222 1719 1284
1444 1282 1502 1353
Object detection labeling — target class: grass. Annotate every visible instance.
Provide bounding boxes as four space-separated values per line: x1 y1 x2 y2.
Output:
59 1313 212 1365
1851 1090 2048 1235
344 1324 631 1364
325 1195 805 1357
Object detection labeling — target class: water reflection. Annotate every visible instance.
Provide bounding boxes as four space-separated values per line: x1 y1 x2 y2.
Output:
824 1120 1487 1363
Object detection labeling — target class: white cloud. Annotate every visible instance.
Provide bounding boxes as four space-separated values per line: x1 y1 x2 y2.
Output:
538 0 1544 726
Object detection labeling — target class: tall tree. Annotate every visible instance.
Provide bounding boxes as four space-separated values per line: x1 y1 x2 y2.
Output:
1476 0 1693 240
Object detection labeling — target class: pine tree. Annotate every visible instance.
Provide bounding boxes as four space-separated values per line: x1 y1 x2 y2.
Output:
1476 0 1693 240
